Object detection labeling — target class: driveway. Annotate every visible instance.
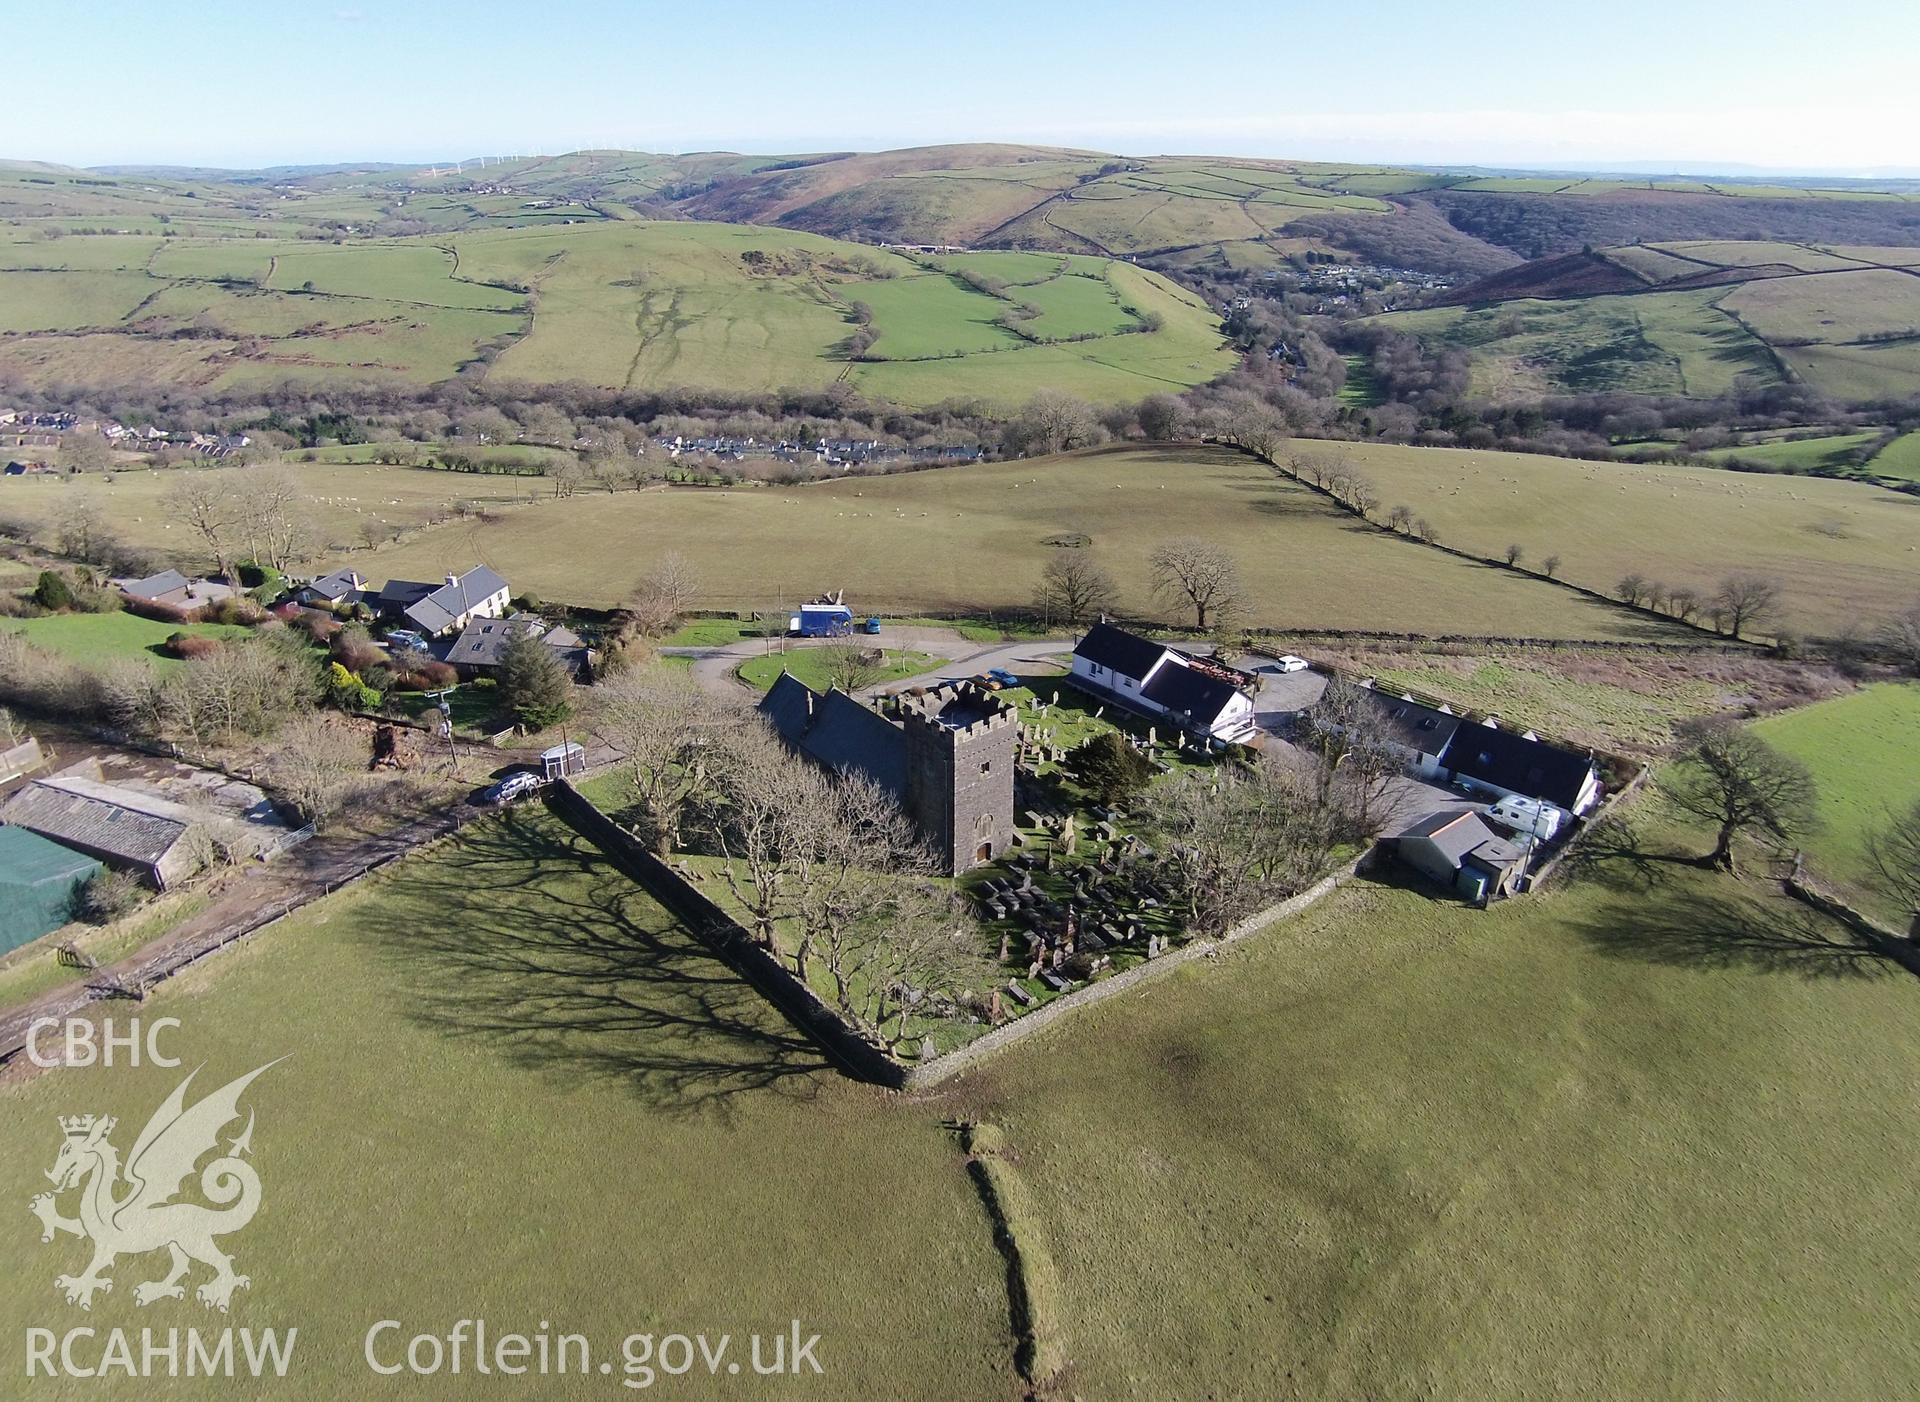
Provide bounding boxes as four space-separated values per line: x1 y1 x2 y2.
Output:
663 625 1075 700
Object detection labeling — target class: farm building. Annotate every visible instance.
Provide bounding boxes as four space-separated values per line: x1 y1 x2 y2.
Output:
1069 623 1258 743
759 676 1016 873
0 825 101 955
448 612 594 679
1442 721 1602 825
1356 684 1601 827
0 775 209 890
1395 809 1526 903
375 566 511 637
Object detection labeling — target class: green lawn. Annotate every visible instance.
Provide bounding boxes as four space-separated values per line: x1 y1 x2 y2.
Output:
659 615 782 648
735 646 940 693
4 780 1915 1396
4 611 251 668
936 854 1920 1398
1754 682 1920 909
0 811 1010 1399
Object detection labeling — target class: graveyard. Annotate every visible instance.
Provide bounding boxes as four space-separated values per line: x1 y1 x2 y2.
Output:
957 672 1239 1021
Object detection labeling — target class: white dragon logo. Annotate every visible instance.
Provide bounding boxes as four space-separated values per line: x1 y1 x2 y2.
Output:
29 1060 280 1312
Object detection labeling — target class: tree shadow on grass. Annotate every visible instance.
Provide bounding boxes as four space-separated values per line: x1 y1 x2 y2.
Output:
1569 882 1900 981
353 811 831 1120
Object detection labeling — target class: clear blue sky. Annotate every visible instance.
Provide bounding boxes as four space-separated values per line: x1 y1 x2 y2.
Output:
7 1 1916 173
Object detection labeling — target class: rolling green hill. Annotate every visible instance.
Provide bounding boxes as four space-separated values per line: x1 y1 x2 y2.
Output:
1371 239 1920 401
0 221 1230 405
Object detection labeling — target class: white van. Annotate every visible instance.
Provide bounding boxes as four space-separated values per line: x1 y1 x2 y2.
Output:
1486 794 1562 842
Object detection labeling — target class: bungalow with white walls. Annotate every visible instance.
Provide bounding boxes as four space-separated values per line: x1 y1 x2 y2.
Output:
1069 623 1259 743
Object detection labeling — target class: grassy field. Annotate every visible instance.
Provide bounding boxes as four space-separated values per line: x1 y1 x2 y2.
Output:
0 230 528 390
1753 683 1920 910
735 647 940 693
937 853 1920 1398
1869 429 1920 483
0 462 545 564
0 810 1011 1399
1702 430 1882 473
1374 287 1781 399
341 446 1679 641
1377 240 1920 403
3 611 252 667
6 793 1913 1394
455 222 1230 406
0 220 1229 405
1290 440 1920 635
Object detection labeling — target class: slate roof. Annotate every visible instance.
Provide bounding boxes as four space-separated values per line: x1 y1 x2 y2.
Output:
304 568 363 601
400 565 510 635
757 674 907 803
1074 623 1170 682
1365 691 1463 756
1398 809 1521 871
1 776 193 868
1442 724 1595 810
1140 660 1241 724
450 613 547 668
117 568 191 602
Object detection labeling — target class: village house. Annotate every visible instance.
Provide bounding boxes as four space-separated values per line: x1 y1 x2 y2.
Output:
296 567 367 608
374 565 511 637
1356 684 1603 829
112 568 234 611
758 676 1016 873
1069 623 1259 744
447 612 594 679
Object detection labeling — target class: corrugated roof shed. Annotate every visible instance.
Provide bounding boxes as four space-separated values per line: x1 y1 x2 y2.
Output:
0 776 194 883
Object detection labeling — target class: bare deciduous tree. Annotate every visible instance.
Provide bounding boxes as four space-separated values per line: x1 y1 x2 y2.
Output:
1297 678 1406 834
1388 504 1414 534
1666 718 1817 875
1540 553 1562 580
169 474 236 580
268 712 364 828
1876 598 1920 675
1616 573 1649 608
817 641 886 695
1713 574 1784 640
1503 543 1524 568
628 551 701 635
1017 391 1100 456
1139 755 1343 937
1149 538 1244 631
1037 553 1119 627
594 664 742 855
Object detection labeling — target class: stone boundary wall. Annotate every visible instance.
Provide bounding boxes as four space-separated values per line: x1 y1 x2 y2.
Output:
542 781 908 1088
546 780 1374 1092
900 852 1375 1090
1785 862 1920 977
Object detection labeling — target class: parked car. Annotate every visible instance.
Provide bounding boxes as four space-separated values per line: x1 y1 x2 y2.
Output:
386 628 430 655
986 667 1021 688
481 771 544 806
1273 655 1310 673
862 616 882 634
